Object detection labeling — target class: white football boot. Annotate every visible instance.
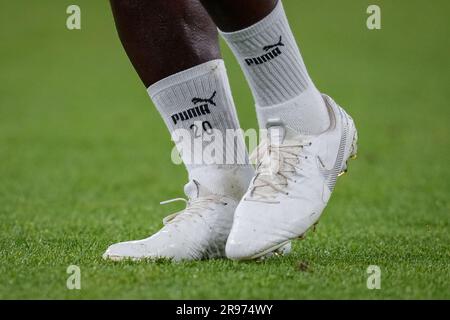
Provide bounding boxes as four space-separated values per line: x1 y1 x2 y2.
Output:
103 180 237 261
226 95 358 260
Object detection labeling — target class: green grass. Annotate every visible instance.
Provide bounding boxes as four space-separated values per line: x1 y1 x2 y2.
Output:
1 0 449 299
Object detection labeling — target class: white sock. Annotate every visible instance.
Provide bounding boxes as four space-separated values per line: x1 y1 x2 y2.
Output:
148 59 253 199
220 0 330 135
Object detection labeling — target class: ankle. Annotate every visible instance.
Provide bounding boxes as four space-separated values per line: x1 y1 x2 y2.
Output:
189 165 254 200
256 86 330 135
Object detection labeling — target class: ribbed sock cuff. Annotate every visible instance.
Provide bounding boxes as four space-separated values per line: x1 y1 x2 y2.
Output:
218 1 284 41
148 59 225 98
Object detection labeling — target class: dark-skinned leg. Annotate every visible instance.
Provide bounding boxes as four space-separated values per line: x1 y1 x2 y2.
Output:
104 0 253 261
110 0 220 87
199 0 277 32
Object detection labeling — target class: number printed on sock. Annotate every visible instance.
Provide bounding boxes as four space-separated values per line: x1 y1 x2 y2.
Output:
190 121 213 137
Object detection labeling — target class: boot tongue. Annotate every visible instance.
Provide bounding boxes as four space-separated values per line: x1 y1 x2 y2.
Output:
266 119 286 145
257 121 286 178
255 120 294 188
268 126 285 145
267 120 304 144
184 180 212 200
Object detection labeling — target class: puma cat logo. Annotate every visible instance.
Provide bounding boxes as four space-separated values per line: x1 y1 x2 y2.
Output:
245 36 284 66
171 91 217 125
191 91 216 106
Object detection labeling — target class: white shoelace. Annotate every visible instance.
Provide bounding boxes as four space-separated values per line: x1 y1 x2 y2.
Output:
160 196 227 225
246 138 311 203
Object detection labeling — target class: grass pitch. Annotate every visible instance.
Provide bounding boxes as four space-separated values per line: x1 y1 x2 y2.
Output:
0 0 449 299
